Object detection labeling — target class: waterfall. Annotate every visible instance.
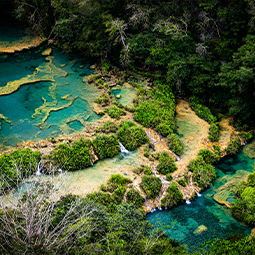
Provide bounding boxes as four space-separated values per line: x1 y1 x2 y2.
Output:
180 189 191 204
186 199 191 204
35 160 41 176
172 152 181 161
197 193 201 197
90 161 93 166
119 141 129 153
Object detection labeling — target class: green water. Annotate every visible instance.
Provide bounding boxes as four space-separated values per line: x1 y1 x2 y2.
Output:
0 46 102 150
147 144 254 250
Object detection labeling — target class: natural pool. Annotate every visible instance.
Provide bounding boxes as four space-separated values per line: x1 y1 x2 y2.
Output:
0 46 103 150
147 142 254 250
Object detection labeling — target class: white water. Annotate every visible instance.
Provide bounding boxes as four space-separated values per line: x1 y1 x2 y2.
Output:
35 160 41 176
197 193 202 197
90 161 93 166
186 199 191 204
119 141 129 153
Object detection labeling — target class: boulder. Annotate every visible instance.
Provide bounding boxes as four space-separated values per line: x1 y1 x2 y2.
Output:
42 48 52 56
116 94 121 99
193 225 207 235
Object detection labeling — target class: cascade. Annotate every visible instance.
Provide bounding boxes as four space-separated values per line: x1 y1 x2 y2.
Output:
119 141 129 153
35 160 41 176
90 161 93 166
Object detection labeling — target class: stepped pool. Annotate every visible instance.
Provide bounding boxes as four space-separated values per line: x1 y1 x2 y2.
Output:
147 141 255 250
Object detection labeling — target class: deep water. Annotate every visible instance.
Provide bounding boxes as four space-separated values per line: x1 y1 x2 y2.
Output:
146 144 254 250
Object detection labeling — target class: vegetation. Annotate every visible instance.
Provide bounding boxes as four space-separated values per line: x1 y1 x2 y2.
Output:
117 120 148 151
50 138 92 171
140 175 162 199
177 179 187 187
95 93 110 106
225 137 241 155
95 120 118 133
161 183 184 209
166 133 183 156
0 148 41 191
126 188 145 208
231 171 255 226
92 134 120 159
105 105 126 119
157 152 177 175
239 131 253 142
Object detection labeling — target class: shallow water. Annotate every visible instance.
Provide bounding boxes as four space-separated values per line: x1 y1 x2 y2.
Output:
147 143 254 250
0 46 102 150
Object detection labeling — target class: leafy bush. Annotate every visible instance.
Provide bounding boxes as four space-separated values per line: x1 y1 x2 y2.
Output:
239 131 253 142
166 174 173 181
134 89 175 137
101 174 132 193
157 152 177 175
198 149 218 164
126 188 145 208
50 138 92 171
140 176 162 199
96 120 118 133
96 93 109 106
232 172 255 226
177 179 187 187
166 133 183 156
187 156 205 172
213 145 221 161
192 163 216 189
105 105 126 120
0 149 41 191
190 103 217 124
209 123 220 142
161 183 184 208
225 137 241 155
117 121 149 151
92 134 120 159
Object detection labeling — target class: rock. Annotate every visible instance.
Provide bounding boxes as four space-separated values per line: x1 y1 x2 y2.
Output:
193 225 208 235
42 48 52 56
79 65 84 68
116 94 121 99
90 64 96 69
60 64 66 67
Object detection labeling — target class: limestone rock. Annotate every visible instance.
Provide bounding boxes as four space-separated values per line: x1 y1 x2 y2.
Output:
116 94 121 99
60 64 66 67
193 225 207 235
42 48 52 56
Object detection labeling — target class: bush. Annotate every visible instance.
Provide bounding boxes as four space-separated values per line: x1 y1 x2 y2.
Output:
166 133 183 156
239 131 253 142
140 176 162 199
157 152 177 175
92 134 120 159
161 183 184 208
96 120 118 133
225 137 241 155
105 105 126 120
166 174 173 181
187 156 205 172
177 179 187 187
198 149 218 164
96 94 109 106
117 121 149 151
0 149 41 191
126 188 145 208
192 163 216 189
101 174 132 193
190 103 217 124
50 138 92 171
209 123 220 142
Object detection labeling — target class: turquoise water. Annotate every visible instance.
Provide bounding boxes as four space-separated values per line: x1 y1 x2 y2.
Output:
0 46 101 150
147 144 254 250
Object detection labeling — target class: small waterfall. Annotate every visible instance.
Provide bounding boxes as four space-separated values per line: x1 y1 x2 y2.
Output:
35 160 41 176
197 193 202 197
180 189 191 204
172 152 181 161
119 141 129 153
243 141 247 146
58 168 63 173
186 199 191 204
90 161 93 166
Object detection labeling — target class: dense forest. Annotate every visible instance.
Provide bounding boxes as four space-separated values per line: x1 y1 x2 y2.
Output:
1 0 255 126
1 0 255 254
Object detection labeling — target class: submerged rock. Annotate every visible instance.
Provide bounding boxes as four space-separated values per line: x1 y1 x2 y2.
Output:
116 94 121 99
193 225 208 234
42 48 52 56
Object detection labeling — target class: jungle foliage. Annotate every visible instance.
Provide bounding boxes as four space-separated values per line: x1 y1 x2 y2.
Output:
157 151 177 175
140 175 162 199
166 133 183 156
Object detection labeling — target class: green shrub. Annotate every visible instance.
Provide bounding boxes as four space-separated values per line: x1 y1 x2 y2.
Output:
140 176 162 199
133 165 152 175
117 121 149 151
96 94 109 106
166 174 173 181
92 134 120 159
239 131 253 142
96 120 118 133
105 105 126 120
225 137 241 155
187 156 206 172
177 179 187 187
126 188 145 208
161 183 183 208
101 174 132 193
192 163 216 189
144 166 153 175
198 149 218 164
190 103 217 124
213 145 221 161
209 123 220 142
157 152 177 175
0 149 41 191
50 138 92 171
166 133 183 156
